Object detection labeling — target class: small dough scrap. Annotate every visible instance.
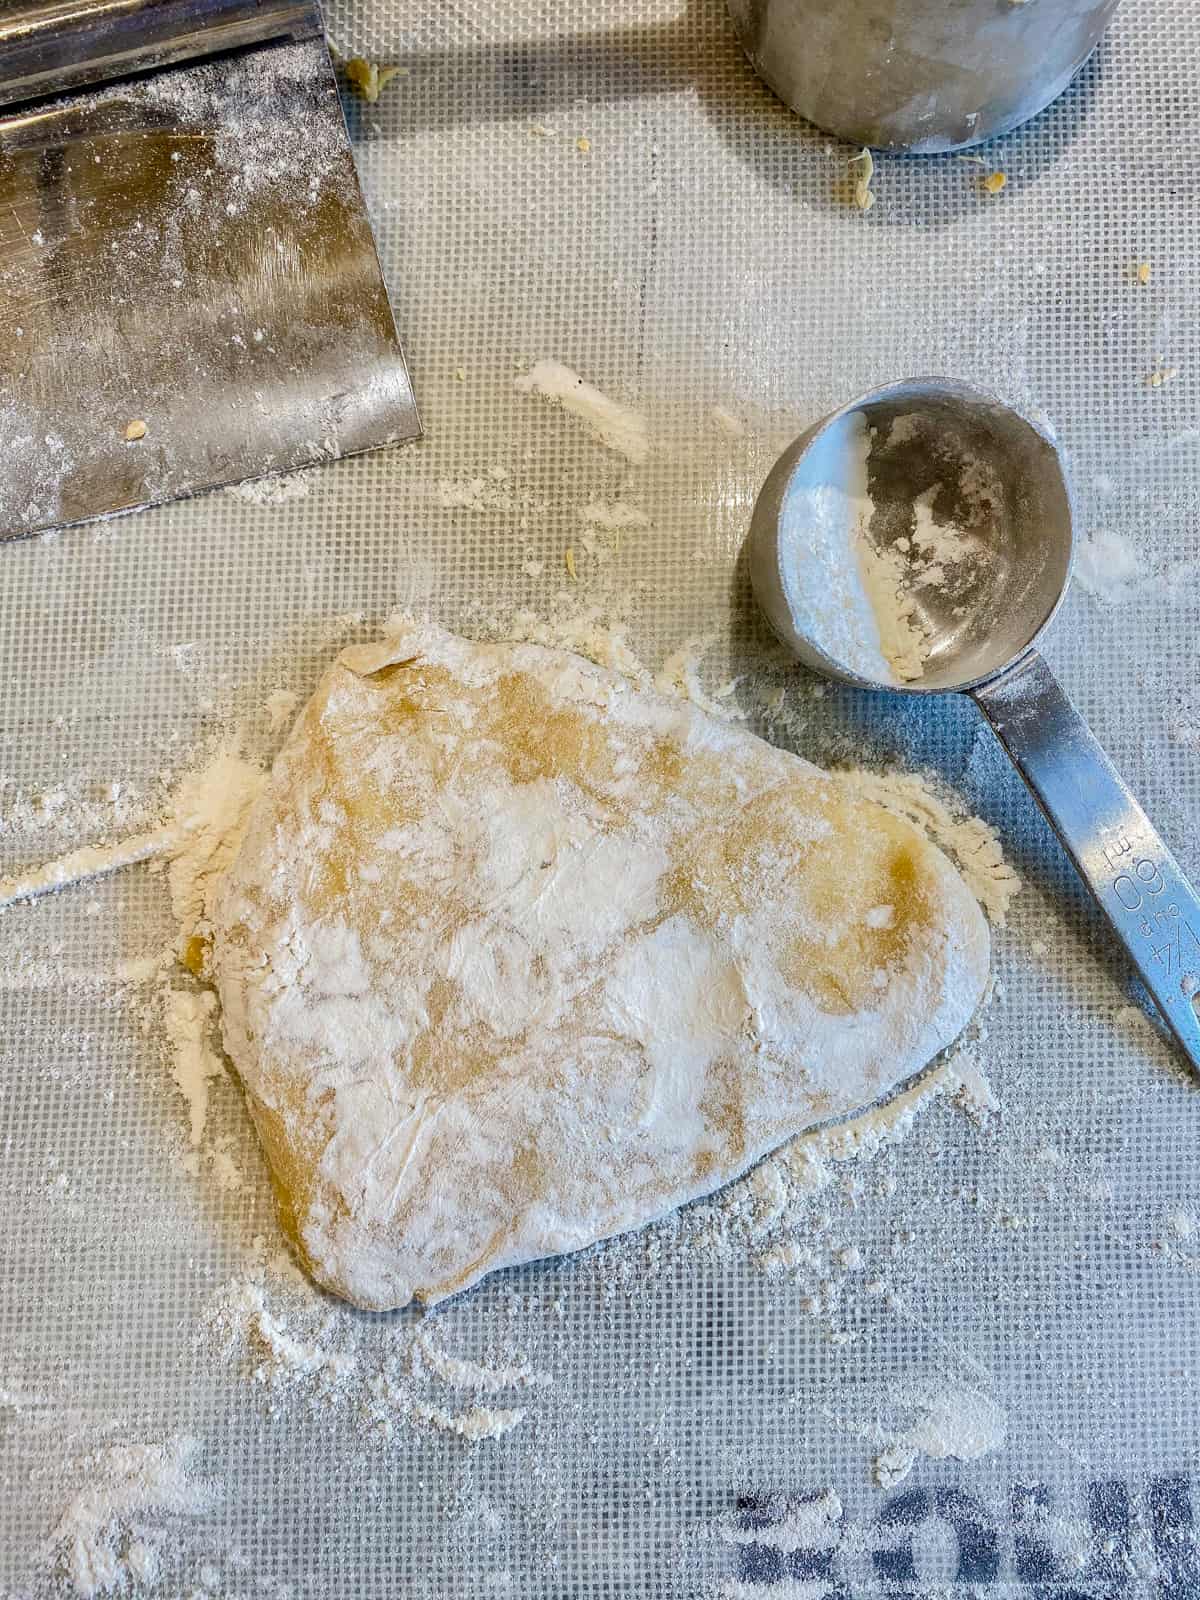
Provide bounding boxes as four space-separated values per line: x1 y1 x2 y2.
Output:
211 623 988 1310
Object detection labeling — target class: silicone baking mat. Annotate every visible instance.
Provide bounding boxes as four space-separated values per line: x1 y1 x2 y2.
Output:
1 1 1198 1594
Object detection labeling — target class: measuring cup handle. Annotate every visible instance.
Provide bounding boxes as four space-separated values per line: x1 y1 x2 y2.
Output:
971 648 1200 1071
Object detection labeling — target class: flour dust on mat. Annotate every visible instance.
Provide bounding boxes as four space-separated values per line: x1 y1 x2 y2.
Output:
203 1243 552 1450
43 1436 216 1599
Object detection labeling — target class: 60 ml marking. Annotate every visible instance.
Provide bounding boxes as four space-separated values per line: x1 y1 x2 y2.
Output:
1103 830 1200 1002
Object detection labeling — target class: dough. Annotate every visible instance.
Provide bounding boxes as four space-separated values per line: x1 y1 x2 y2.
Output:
211 623 988 1310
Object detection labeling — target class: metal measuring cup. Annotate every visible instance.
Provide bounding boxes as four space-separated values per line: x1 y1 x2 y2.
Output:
749 377 1200 1069
725 0 1120 153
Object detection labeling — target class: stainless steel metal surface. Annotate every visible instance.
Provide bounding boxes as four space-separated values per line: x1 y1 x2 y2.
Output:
0 27 421 542
0 0 318 108
749 378 1074 694
749 377 1200 1069
725 0 1121 151
975 652 1200 1066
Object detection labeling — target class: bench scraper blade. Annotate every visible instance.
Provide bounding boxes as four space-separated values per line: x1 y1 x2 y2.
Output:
0 0 421 542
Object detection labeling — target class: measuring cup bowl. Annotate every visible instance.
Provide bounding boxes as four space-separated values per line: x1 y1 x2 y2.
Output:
749 378 1074 693
749 378 1200 1069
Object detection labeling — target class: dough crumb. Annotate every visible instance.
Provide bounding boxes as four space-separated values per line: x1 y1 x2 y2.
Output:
873 1443 917 1487
515 360 649 463
343 57 404 102
710 404 746 439
411 1401 527 1442
264 689 300 733
863 1380 1006 1488
851 148 875 211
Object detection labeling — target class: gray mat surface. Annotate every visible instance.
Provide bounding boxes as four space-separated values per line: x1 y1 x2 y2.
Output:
1 1 1198 1594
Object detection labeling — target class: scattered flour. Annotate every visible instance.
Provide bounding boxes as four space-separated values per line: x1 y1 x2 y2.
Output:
414 1331 545 1393
225 468 316 506
0 953 163 994
579 499 651 534
748 1162 789 1236
45 1436 214 1598
656 636 747 721
411 1401 527 1442
1073 529 1144 602
948 1049 1001 1121
447 605 648 682
718 1583 834 1600
871 1381 1007 1487
166 753 266 947
221 1281 358 1386
436 474 514 512
704 1485 1108 1597
125 1541 159 1585
0 751 265 926
757 1239 812 1276
515 361 649 464
1115 1003 1156 1036
771 1051 996 1200
206 1267 544 1447
206 1143 244 1192
161 988 224 1147
0 748 265 1160
153 754 266 1158
1169 1209 1197 1240
0 825 176 913
693 1039 999 1311
718 1490 843 1554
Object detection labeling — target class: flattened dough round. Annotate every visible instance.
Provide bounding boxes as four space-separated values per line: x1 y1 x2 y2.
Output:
211 623 989 1310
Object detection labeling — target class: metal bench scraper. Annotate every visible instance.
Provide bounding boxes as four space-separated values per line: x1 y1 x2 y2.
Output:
0 0 421 542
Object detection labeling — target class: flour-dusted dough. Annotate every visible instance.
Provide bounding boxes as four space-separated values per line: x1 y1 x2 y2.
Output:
211 623 989 1310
